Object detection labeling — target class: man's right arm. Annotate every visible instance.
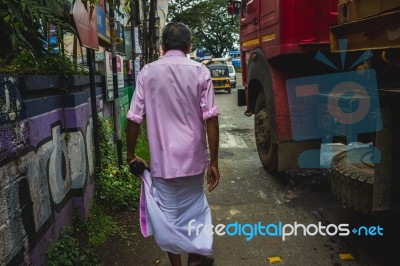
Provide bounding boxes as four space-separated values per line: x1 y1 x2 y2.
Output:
126 119 140 163
126 68 148 167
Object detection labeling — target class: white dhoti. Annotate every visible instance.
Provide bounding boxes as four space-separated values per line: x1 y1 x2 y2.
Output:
140 170 213 255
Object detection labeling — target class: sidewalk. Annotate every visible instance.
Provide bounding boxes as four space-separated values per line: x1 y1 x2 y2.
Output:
96 209 165 265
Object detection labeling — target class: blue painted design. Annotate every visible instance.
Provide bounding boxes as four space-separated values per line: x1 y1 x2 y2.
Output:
286 40 382 168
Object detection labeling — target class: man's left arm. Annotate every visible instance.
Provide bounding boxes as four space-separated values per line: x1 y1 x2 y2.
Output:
206 116 220 192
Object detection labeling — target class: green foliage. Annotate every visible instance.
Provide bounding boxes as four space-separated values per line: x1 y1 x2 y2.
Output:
96 116 148 211
133 122 151 164
0 0 75 60
0 49 87 76
167 0 240 57
85 205 123 246
196 0 240 57
96 165 141 210
97 117 117 171
168 0 211 30
47 227 100 266
97 115 150 170
46 204 135 265
78 203 136 247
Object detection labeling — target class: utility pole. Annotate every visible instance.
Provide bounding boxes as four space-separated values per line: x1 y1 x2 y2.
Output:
109 1 123 167
87 48 102 171
130 0 139 85
149 0 156 61
142 0 148 64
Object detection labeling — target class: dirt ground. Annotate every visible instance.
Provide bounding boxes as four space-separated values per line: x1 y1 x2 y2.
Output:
96 209 166 266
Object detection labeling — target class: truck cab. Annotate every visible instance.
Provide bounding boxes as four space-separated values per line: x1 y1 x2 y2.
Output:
230 0 338 172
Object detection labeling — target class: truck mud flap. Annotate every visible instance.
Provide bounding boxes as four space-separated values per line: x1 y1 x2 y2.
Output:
277 140 321 171
237 88 246 106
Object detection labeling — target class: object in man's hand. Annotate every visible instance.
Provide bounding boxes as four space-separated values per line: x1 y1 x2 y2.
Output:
129 161 145 175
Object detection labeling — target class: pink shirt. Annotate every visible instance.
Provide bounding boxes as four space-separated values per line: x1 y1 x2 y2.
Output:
127 50 219 179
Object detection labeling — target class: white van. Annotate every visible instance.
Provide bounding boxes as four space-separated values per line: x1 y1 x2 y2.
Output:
227 64 236 88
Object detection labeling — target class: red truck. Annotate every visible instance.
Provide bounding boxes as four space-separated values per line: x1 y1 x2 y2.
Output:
228 0 400 214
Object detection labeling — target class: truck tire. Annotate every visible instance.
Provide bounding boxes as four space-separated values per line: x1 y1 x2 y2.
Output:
254 90 278 173
331 147 375 214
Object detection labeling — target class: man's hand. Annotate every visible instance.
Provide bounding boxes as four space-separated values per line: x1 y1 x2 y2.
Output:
207 164 220 192
127 155 149 175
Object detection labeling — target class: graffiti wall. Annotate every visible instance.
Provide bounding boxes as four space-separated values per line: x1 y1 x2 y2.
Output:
0 75 107 265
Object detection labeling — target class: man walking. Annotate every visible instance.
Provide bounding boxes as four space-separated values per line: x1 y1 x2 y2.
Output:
126 22 220 266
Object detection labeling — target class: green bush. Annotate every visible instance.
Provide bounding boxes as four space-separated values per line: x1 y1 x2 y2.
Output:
96 165 141 211
95 116 148 211
47 227 100 266
0 49 88 76
78 203 135 247
46 204 135 265
133 122 150 163
85 205 127 247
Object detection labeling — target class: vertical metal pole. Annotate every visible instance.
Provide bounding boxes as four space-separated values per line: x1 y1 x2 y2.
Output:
149 0 155 61
142 0 148 64
87 48 102 171
110 1 123 167
131 0 138 86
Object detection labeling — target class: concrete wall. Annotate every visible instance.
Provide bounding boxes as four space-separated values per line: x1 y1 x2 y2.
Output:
0 75 109 265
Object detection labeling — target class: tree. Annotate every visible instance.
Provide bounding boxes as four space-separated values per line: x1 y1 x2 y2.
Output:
0 0 76 60
167 0 239 58
167 0 210 33
195 0 239 57
0 0 128 60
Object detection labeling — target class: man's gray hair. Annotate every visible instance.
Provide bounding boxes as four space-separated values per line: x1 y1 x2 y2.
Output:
162 22 192 53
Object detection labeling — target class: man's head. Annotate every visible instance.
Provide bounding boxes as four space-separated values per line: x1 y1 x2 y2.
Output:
161 22 192 54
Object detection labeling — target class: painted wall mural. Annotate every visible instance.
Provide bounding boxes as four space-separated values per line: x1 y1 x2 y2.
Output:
0 76 104 265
